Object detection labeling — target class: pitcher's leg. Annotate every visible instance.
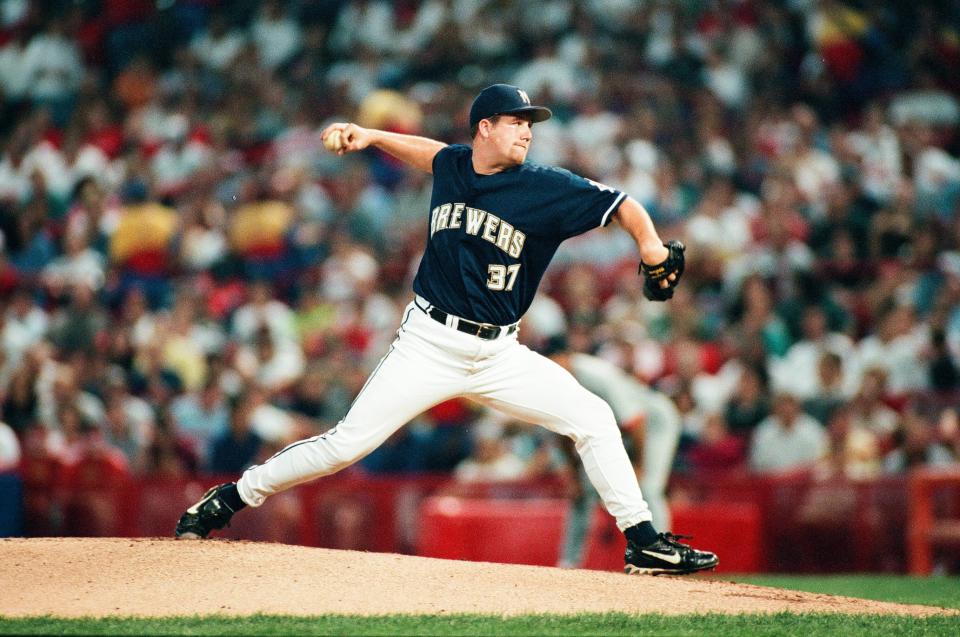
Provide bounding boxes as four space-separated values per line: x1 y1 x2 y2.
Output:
238 330 462 507
470 345 652 530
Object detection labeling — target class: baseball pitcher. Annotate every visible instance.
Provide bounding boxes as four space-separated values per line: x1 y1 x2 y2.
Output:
175 84 717 575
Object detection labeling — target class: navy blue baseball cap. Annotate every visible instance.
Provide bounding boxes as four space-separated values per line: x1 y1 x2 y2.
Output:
469 84 552 129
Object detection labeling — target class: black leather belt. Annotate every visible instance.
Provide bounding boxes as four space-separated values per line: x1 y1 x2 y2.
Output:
416 299 518 340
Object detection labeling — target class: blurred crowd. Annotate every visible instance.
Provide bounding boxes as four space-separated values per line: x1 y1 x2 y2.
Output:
1 0 959 491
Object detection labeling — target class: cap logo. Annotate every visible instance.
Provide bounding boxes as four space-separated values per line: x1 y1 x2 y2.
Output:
516 89 530 105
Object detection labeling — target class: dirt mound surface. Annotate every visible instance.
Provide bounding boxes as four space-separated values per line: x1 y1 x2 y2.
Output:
0 538 952 618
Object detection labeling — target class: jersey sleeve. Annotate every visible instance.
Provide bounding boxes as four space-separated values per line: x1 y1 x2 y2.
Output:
539 167 627 239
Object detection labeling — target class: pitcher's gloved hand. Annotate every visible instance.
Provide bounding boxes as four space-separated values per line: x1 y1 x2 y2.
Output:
639 240 686 301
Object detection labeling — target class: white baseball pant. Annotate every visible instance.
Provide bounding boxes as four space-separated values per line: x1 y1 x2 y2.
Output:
558 389 681 566
237 298 653 530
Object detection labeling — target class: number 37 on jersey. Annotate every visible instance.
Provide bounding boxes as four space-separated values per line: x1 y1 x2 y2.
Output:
487 263 520 291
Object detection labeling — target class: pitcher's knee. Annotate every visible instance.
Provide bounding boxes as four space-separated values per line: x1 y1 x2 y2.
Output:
318 426 383 472
323 443 363 471
568 398 619 443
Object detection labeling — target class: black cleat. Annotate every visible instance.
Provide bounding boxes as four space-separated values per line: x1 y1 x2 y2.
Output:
624 532 719 575
175 483 239 539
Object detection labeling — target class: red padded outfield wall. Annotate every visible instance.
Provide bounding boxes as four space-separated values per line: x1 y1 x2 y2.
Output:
416 497 762 573
14 454 930 573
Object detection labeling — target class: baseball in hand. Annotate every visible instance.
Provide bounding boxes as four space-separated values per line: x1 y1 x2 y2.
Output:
324 129 344 153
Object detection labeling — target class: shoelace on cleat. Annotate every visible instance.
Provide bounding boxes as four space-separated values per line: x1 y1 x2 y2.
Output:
657 533 696 552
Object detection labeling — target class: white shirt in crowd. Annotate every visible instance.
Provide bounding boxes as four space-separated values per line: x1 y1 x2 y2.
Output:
250 7 303 70
2 304 48 364
847 124 902 203
686 200 754 258
40 248 105 292
852 326 930 395
0 38 30 99
0 421 20 471
190 27 246 71
750 412 828 474
20 31 84 100
889 89 960 128
250 402 296 444
454 450 528 483
233 339 306 393
231 299 297 345
770 333 857 400
793 146 841 212
0 151 32 204
328 0 394 56
703 58 748 109
513 52 585 103
913 147 960 195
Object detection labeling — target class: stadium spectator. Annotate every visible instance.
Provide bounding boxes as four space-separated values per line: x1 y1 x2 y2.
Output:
100 366 155 468
928 328 959 391
846 103 903 206
0 28 31 107
190 11 247 73
936 408 960 463
2 286 48 369
20 16 84 124
848 367 901 448
233 325 306 397
37 359 105 433
40 225 105 295
453 419 529 483
249 0 303 72
723 363 770 438
684 411 747 475
359 419 451 474
141 406 199 478
749 391 828 475
170 376 230 463
852 302 930 396
179 200 229 272
802 351 849 427
770 305 855 400
230 278 297 345
0 420 20 471
727 275 793 362
46 282 109 355
883 410 955 473
108 180 178 308
819 404 881 481
207 393 264 475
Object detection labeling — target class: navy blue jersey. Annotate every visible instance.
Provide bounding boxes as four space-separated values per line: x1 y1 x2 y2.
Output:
412 144 626 325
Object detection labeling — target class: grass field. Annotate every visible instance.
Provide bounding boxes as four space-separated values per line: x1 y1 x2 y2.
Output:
0 612 959 636
733 574 960 610
1 575 957 636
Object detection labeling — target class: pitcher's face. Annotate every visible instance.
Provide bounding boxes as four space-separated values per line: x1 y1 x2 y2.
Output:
486 114 534 166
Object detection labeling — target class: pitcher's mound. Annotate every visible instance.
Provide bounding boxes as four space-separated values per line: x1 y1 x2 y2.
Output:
0 537 952 617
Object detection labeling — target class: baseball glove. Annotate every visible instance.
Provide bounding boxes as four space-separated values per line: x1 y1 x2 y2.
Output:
639 240 686 301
